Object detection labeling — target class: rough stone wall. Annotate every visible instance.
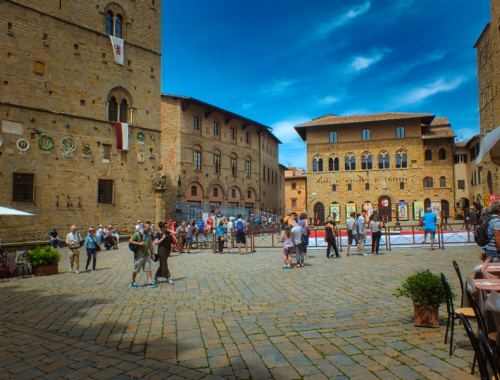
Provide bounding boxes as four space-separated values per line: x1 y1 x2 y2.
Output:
160 97 282 217
259 132 281 214
0 0 162 243
284 174 307 215
476 0 500 197
304 119 455 222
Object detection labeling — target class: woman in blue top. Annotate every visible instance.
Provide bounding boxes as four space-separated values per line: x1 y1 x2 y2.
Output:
84 227 101 271
216 222 226 254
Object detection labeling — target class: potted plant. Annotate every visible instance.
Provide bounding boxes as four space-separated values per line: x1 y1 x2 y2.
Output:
27 246 61 276
394 269 452 328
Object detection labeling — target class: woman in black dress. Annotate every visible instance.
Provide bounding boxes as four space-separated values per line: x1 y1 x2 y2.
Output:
154 221 177 284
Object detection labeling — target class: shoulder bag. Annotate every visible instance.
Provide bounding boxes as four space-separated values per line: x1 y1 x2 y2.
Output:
90 236 101 251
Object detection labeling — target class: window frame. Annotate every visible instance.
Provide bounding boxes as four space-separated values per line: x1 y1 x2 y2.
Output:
361 129 371 141
194 151 201 171
423 177 433 188
97 179 114 204
329 131 337 143
396 126 405 139
12 172 35 202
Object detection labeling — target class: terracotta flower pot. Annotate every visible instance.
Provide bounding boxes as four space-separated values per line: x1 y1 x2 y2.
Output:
413 302 440 328
33 264 58 276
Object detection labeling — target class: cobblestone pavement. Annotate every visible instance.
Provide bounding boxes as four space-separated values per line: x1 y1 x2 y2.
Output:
0 242 482 379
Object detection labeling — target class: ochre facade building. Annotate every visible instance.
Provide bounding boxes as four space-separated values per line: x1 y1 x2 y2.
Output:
0 0 162 242
474 0 500 198
284 167 307 215
295 113 456 223
160 94 283 219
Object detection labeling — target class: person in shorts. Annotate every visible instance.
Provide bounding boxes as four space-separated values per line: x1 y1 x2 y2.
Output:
421 207 437 250
185 221 198 253
235 214 250 254
346 212 359 256
356 210 367 255
130 222 157 288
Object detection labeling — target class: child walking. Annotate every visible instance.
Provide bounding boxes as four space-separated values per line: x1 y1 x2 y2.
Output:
278 226 295 269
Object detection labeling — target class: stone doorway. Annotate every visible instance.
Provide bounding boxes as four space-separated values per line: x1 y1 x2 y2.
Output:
313 202 325 226
378 195 392 222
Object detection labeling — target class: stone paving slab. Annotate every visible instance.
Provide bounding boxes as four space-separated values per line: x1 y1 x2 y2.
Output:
0 243 483 379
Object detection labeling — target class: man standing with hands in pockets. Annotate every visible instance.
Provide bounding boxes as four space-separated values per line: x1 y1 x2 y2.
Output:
129 222 157 288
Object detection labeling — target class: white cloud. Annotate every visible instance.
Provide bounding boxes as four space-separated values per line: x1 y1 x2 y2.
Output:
350 48 391 72
260 78 298 96
316 1 371 38
401 77 466 105
270 117 310 144
319 96 341 105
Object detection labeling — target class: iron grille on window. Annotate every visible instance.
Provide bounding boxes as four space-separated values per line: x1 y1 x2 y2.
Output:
98 179 113 204
13 173 34 202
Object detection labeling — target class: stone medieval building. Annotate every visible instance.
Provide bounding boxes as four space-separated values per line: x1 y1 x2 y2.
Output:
284 167 308 215
160 94 283 220
0 0 162 242
295 113 456 224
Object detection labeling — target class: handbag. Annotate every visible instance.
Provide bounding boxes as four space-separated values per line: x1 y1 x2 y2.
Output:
300 232 308 246
220 236 226 242
129 232 143 253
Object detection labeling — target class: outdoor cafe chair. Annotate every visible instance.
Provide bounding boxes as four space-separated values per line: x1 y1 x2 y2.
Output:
453 260 466 308
459 313 489 380
13 251 30 279
441 273 475 356
479 330 500 380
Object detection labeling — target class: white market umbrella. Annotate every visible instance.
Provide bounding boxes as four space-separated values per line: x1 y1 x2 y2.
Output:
0 206 35 216
477 127 500 166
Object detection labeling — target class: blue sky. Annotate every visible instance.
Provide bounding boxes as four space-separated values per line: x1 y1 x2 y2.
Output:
162 0 490 169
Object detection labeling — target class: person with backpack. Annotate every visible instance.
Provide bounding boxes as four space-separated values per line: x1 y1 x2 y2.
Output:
129 222 157 288
478 202 500 261
346 212 359 256
421 207 437 250
235 214 249 254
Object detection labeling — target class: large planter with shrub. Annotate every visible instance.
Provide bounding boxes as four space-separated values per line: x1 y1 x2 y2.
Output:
394 269 452 328
27 246 61 276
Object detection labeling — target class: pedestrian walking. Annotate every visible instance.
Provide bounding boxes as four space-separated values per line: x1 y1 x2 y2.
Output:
84 227 101 271
154 221 176 284
291 219 304 267
325 217 340 258
421 207 437 250
235 214 250 254
216 221 226 254
227 217 235 253
185 221 198 253
176 221 187 253
356 210 367 255
346 212 360 256
66 225 82 273
278 226 295 268
369 215 383 255
130 222 157 288
298 213 309 259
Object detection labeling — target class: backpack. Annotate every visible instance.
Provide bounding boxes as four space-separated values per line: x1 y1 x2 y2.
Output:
475 215 494 247
236 220 244 232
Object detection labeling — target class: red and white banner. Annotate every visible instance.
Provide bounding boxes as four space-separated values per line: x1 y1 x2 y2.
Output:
115 122 129 150
109 36 124 65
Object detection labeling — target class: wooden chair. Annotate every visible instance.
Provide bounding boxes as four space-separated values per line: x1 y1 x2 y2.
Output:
479 331 500 380
459 313 489 380
441 273 475 356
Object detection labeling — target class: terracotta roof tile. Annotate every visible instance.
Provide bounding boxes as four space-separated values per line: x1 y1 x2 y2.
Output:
421 126 456 139
454 141 467 148
430 117 450 126
295 112 435 128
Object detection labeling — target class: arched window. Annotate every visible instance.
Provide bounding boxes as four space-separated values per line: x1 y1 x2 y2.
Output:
328 157 333 171
361 154 372 170
231 153 237 176
245 156 251 177
396 126 405 138
115 14 123 38
318 158 323 172
333 157 339 171
348 184 352 191
425 149 432 161
400 182 404 190
329 131 337 143
365 183 370 191
213 149 221 174
439 148 446 160
345 156 350 170
105 12 113 35
332 184 336 192
423 177 433 188
119 99 128 123
350 156 356 170
108 96 118 121
395 153 407 169
362 129 370 141
440 176 446 187
313 158 318 172
378 153 389 169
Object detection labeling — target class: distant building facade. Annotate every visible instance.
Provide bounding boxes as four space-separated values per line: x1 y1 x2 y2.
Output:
160 94 282 219
475 0 500 197
284 167 307 215
0 1 162 242
295 113 456 224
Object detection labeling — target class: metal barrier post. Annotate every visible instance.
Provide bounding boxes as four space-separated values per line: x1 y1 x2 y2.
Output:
440 224 445 250
384 226 389 251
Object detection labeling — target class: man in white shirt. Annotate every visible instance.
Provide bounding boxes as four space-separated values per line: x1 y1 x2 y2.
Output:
346 212 360 256
357 210 367 255
227 217 235 253
66 225 82 273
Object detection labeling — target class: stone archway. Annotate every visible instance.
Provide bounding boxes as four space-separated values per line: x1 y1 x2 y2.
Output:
313 202 325 225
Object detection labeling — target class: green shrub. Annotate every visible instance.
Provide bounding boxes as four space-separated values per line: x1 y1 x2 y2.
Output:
393 269 453 309
27 246 61 266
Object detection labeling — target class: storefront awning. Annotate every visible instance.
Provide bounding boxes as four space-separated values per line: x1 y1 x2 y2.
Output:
477 127 500 166
0 206 35 216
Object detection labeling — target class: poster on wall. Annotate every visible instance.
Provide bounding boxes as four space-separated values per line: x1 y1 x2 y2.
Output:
431 200 441 217
330 204 340 221
346 203 356 219
397 202 409 221
363 202 373 219
413 201 424 220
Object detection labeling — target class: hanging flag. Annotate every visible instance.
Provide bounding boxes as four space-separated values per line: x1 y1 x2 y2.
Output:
115 122 129 150
109 36 124 65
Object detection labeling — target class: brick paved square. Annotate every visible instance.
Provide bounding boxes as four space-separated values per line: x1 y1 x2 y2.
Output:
0 244 483 379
